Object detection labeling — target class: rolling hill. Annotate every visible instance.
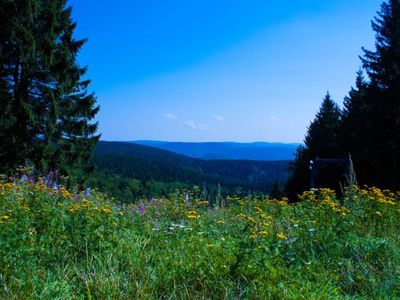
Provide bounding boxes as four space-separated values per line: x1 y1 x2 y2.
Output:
132 140 300 160
91 141 292 200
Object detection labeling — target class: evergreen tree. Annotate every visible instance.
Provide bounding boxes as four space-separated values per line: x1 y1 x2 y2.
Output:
0 0 99 183
343 0 400 189
286 93 342 200
304 93 342 157
361 0 400 189
339 71 371 184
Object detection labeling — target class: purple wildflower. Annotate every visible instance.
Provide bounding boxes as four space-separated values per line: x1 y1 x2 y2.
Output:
84 187 92 199
185 193 191 207
52 183 59 191
138 204 146 215
44 176 51 187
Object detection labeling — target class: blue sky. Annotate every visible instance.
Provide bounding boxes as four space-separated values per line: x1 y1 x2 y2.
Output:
69 0 379 143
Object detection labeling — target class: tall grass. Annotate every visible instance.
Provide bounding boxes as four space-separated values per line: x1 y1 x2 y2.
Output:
1 180 400 299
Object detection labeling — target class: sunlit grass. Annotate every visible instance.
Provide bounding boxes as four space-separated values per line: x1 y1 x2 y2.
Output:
1 180 400 298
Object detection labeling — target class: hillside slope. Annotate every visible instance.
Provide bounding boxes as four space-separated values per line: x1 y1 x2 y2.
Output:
91 141 291 199
133 140 300 160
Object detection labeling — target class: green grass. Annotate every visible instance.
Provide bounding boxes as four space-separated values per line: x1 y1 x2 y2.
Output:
1 181 400 299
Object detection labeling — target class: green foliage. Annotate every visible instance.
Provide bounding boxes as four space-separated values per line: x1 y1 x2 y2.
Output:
286 93 342 200
0 0 99 183
1 180 400 298
92 141 291 201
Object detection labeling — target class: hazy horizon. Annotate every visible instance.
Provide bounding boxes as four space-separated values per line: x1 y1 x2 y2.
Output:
104 139 302 145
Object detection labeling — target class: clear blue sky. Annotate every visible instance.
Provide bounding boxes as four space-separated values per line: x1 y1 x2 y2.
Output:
69 0 379 143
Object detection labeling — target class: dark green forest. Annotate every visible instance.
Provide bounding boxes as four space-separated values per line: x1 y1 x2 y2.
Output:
90 141 290 201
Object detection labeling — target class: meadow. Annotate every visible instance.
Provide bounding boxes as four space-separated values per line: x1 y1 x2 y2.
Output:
1 178 400 299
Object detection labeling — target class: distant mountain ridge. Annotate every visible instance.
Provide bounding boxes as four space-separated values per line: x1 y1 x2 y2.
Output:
132 140 300 161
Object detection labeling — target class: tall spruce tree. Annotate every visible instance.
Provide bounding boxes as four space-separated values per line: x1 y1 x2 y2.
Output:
339 71 371 184
361 0 400 189
0 0 99 183
286 93 342 200
341 0 400 189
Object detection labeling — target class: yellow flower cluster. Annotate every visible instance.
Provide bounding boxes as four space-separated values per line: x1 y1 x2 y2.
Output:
187 210 200 219
68 200 92 213
298 188 351 217
249 231 258 239
276 232 286 240
1 215 10 221
33 182 49 192
238 210 273 238
319 188 336 199
59 187 72 199
266 198 288 206
321 198 351 217
101 208 112 214
254 206 273 221
237 213 257 224
364 187 397 205
298 190 317 202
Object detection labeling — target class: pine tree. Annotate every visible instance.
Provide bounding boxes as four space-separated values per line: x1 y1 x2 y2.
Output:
286 93 342 200
339 71 371 184
304 93 342 157
342 0 400 189
341 71 369 147
0 0 99 183
361 0 400 189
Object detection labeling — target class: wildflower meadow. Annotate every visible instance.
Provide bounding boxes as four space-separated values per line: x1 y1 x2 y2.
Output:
1 178 400 299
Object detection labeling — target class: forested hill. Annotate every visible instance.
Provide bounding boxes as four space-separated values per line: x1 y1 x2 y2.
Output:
132 141 299 160
91 141 291 200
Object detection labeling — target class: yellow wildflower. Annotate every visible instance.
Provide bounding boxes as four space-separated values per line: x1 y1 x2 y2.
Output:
102 208 112 214
255 206 264 214
375 211 382 217
276 232 286 240
247 217 257 224
187 211 200 219
216 220 225 225
249 232 257 239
